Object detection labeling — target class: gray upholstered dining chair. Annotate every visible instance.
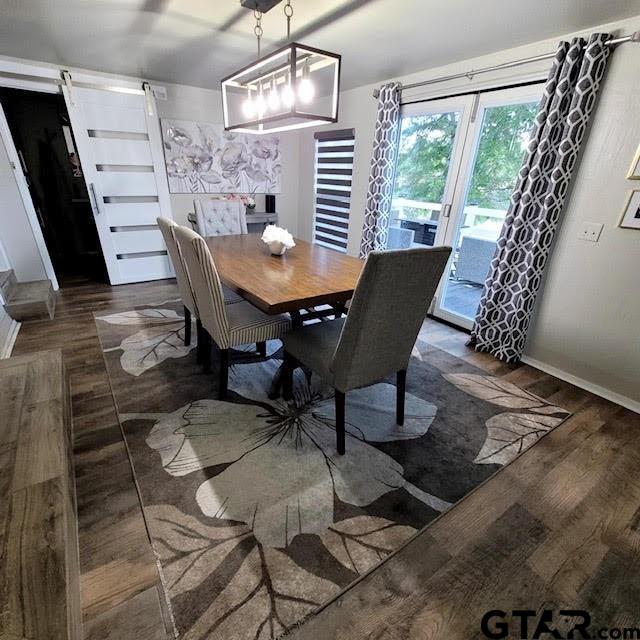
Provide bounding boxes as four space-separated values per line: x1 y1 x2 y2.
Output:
282 246 452 455
194 198 248 236
157 217 243 356
174 225 291 398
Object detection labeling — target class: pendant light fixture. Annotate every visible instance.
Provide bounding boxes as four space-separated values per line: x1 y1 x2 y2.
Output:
221 0 341 134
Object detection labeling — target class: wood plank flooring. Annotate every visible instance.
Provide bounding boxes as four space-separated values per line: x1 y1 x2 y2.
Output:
10 278 640 640
0 350 81 640
12 279 176 640
291 328 640 639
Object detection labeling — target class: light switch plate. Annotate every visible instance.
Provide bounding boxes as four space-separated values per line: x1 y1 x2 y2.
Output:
578 222 603 243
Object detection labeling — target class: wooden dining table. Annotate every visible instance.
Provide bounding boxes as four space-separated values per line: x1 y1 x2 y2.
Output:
204 234 364 326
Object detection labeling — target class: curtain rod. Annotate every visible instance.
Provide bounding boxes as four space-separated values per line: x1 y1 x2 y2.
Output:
372 31 640 98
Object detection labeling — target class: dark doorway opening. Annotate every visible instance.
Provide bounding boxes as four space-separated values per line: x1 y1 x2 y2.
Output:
0 87 108 286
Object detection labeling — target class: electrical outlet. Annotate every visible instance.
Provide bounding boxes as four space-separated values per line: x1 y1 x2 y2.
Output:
578 222 603 243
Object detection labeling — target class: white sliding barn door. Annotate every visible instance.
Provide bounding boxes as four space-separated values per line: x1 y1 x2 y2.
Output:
63 83 174 284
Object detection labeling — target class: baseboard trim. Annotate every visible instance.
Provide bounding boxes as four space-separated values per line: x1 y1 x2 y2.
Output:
521 355 640 415
1 318 20 359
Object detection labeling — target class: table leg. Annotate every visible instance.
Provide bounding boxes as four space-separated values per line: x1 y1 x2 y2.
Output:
290 309 303 329
268 309 302 399
332 302 347 319
196 319 204 364
202 329 212 373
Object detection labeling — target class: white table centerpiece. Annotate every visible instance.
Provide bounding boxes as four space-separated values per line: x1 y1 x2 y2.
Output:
261 225 296 256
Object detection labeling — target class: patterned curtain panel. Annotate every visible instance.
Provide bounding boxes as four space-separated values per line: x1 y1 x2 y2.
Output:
359 82 402 258
469 33 611 363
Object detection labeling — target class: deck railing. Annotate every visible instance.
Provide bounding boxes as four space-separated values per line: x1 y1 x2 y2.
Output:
391 198 507 228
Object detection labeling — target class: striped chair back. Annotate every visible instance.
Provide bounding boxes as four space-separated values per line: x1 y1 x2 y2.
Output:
173 225 230 348
157 217 198 317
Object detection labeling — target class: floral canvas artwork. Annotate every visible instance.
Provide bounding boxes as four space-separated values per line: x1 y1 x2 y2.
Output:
161 118 281 194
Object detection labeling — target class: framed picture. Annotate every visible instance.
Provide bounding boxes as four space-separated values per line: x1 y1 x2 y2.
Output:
627 143 640 179
619 190 640 229
160 118 281 194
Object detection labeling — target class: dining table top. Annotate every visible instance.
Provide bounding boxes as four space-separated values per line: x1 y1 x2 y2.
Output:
205 234 363 315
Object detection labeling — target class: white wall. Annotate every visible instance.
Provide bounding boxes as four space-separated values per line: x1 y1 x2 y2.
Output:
297 15 640 407
157 82 299 234
0 135 46 280
524 41 640 405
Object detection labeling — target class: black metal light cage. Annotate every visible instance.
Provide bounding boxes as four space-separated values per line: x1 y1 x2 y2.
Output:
221 42 341 134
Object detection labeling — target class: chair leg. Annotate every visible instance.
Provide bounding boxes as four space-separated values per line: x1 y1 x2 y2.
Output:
397 369 406 426
196 319 203 364
335 390 345 455
202 330 212 373
282 352 294 401
184 306 191 346
256 341 267 357
219 348 229 400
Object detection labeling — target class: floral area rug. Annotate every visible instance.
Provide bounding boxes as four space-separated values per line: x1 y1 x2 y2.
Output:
95 300 571 640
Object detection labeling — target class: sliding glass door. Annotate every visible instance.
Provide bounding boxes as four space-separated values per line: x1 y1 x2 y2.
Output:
434 86 541 328
391 85 542 329
389 96 474 251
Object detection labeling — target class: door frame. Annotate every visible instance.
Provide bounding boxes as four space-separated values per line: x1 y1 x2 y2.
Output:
430 83 545 329
0 98 60 290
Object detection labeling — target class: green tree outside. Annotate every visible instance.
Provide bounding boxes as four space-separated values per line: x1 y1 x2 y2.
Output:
393 102 538 216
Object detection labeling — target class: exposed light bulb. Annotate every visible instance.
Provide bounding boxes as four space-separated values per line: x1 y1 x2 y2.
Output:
281 70 295 108
267 77 280 111
255 87 266 116
298 78 315 103
242 90 256 118
298 62 315 104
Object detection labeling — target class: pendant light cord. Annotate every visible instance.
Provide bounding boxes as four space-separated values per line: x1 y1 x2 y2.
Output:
284 1 293 40
253 2 293 57
254 9 263 57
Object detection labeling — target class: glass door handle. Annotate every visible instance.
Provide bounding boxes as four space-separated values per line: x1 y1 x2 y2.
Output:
442 203 452 218
89 182 101 215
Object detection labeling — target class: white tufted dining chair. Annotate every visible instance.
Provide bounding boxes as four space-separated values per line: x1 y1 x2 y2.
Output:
194 198 248 237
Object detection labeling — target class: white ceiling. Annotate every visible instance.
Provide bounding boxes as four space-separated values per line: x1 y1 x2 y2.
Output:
0 0 639 91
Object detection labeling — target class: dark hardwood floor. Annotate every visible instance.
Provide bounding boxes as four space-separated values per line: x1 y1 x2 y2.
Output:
12 278 176 640
11 279 640 640
290 346 640 638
